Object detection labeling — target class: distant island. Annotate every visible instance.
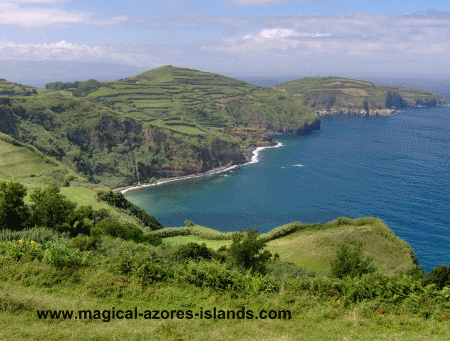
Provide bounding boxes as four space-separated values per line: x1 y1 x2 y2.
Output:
274 76 447 116
0 66 446 189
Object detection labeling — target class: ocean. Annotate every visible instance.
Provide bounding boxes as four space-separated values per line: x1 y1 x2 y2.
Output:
124 80 450 273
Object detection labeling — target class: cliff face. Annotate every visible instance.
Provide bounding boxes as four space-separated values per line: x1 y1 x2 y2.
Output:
274 77 447 117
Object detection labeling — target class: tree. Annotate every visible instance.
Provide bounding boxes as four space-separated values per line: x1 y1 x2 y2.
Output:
0 181 29 230
330 241 376 278
228 226 272 274
29 186 76 232
424 265 450 290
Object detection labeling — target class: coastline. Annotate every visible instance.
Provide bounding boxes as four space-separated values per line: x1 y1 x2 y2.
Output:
115 141 284 194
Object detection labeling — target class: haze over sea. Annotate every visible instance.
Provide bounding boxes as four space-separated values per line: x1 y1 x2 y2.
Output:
125 78 450 273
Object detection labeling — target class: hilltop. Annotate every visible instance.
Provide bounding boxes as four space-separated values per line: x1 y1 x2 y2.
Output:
79 65 319 134
274 76 447 116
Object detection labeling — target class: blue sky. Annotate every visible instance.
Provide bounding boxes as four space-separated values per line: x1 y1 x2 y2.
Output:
1 0 450 83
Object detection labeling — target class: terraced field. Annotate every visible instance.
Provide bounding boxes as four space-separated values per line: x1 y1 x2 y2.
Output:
82 65 316 132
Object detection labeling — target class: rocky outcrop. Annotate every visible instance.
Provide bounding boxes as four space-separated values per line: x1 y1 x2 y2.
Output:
228 127 272 142
315 108 397 116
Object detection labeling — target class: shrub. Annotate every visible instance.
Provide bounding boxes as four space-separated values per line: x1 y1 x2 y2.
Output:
91 219 161 246
132 259 170 285
3 239 44 261
424 265 450 290
228 226 272 274
173 242 213 262
181 260 243 291
334 217 355 226
43 242 92 268
67 235 97 251
330 241 376 279
184 220 195 227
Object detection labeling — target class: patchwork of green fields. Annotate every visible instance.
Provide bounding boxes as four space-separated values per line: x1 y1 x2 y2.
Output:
274 76 446 111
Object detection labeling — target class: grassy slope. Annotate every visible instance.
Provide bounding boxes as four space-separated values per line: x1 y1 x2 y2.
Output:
162 218 418 277
0 218 447 341
1 281 448 341
0 133 86 186
274 76 447 111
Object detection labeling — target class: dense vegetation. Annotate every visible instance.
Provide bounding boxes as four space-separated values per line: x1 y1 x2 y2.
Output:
0 181 449 339
274 76 447 114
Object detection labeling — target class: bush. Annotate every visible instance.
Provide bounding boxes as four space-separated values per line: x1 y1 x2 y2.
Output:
181 260 243 291
173 242 213 262
3 239 44 261
228 226 272 274
43 242 92 268
91 219 142 241
330 241 376 279
67 235 97 251
184 220 195 227
91 219 162 246
424 265 450 290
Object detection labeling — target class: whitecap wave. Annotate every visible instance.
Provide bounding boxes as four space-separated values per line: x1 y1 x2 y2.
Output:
248 141 284 164
293 164 304 167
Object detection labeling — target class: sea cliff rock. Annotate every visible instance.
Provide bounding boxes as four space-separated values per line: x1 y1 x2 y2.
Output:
315 108 397 116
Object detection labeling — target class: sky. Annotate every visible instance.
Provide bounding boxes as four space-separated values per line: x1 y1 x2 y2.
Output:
1 0 450 85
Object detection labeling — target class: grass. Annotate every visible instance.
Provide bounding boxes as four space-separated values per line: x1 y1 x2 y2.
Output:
265 223 410 277
0 216 448 340
1 271 449 341
59 187 104 210
162 218 418 277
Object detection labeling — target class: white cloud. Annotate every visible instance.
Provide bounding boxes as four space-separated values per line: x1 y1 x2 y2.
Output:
0 2 88 26
0 40 145 65
201 12 450 61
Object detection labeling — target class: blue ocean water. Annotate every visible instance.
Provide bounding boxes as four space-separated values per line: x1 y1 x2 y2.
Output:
125 106 450 272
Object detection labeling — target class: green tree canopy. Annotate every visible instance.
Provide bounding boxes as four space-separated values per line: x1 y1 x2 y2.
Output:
0 181 29 230
29 185 76 232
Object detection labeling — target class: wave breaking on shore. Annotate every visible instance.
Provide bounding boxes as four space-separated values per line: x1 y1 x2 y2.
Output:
119 142 283 194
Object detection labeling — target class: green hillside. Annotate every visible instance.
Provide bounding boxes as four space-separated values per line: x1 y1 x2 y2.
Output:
80 65 318 134
274 76 447 115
